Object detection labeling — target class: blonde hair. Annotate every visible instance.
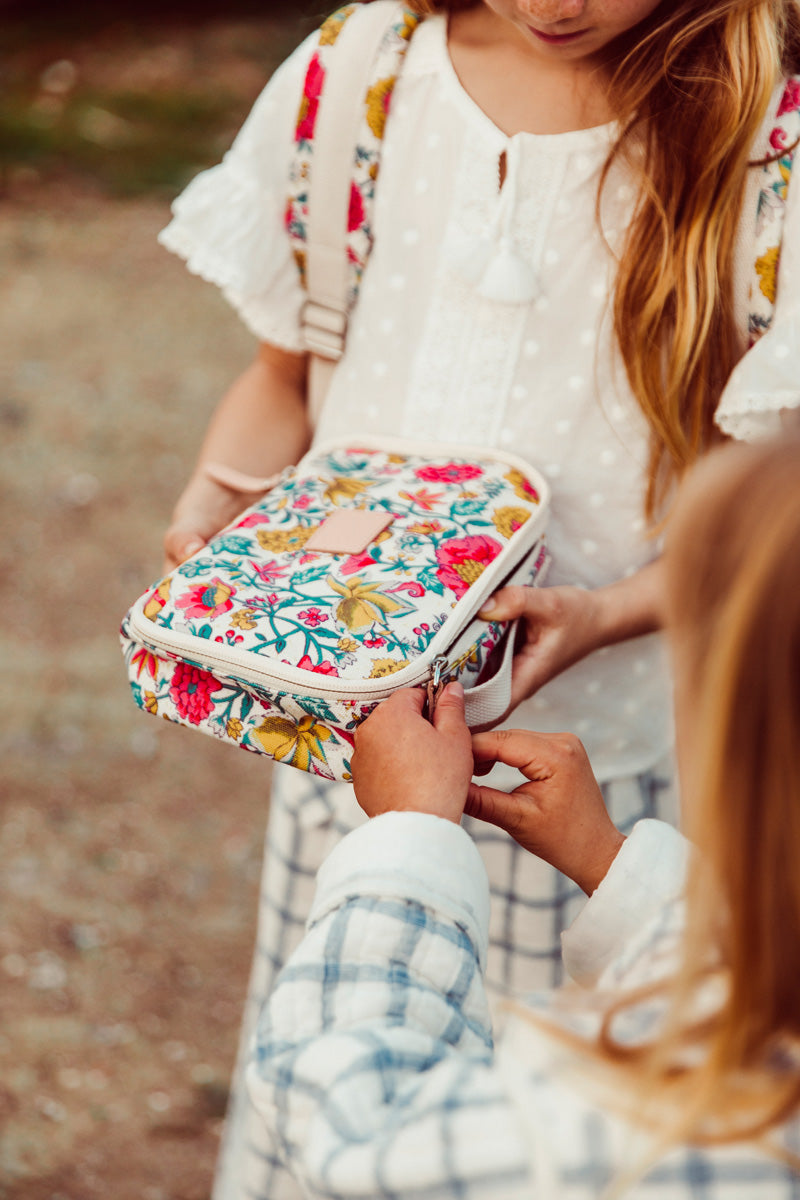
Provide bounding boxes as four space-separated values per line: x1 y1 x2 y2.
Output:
388 1 800 518
593 437 800 1153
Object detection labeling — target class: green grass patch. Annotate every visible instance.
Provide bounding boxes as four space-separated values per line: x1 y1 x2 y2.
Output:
0 85 246 195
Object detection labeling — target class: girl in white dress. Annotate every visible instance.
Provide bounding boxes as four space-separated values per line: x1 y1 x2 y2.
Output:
157 2 800 1196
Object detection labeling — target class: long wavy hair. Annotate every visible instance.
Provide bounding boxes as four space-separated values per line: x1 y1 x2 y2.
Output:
567 437 800 1162
638 436 800 1146
386 0 800 517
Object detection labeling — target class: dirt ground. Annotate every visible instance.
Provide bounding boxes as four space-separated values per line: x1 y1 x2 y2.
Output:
0 14 314 1198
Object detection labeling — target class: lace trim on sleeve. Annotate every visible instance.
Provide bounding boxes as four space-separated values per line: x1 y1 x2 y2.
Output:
715 312 800 442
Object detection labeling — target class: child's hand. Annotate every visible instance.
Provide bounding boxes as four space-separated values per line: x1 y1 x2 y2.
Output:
163 474 252 572
467 730 624 894
352 684 473 824
479 563 664 709
479 585 603 709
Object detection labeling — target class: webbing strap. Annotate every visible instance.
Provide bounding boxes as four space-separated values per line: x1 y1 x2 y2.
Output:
304 2 403 424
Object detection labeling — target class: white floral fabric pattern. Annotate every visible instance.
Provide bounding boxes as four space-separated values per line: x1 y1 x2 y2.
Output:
121 441 548 780
285 3 421 305
749 77 800 341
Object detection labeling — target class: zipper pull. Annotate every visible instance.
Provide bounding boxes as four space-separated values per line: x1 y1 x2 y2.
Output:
425 655 450 724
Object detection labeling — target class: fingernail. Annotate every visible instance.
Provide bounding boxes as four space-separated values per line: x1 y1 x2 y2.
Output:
447 680 464 698
478 601 498 619
184 538 204 556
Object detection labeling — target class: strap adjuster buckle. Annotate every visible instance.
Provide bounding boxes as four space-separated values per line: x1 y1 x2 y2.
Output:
301 300 348 362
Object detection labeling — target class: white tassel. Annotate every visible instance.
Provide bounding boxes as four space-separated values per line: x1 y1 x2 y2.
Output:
476 238 540 304
448 230 494 286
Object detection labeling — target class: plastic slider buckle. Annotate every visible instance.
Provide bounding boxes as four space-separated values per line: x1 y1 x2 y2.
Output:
301 300 348 362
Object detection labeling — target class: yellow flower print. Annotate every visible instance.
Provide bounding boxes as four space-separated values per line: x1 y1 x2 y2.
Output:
369 657 407 678
398 12 419 41
387 453 406 465
226 718 243 741
292 247 307 284
337 636 359 652
144 692 158 715
504 469 540 504
492 506 531 539
231 609 257 631
256 525 318 553
252 714 332 771
328 574 407 631
365 77 394 139
319 4 356 45
755 245 779 304
323 477 372 506
407 520 445 536
143 577 172 621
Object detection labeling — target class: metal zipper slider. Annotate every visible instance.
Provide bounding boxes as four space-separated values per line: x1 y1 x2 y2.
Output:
425 655 450 724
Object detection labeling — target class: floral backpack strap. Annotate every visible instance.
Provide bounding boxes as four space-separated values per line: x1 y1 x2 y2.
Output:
749 77 800 344
286 2 423 422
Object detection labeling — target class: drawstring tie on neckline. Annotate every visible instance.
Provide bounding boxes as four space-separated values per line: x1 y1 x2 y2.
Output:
449 138 540 304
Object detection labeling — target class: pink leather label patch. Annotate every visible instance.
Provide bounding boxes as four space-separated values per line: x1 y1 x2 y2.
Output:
305 509 394 555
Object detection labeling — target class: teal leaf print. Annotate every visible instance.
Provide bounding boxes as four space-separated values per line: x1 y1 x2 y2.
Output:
212 535 253 555
179 557 216 579
452 498 487 519
418 565 446 596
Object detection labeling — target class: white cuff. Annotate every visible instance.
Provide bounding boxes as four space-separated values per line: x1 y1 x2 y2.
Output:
309 811 491 969
561 819 689 988
715 312 800 441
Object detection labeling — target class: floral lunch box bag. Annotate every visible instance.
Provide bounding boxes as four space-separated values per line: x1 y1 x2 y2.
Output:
120 437 550 782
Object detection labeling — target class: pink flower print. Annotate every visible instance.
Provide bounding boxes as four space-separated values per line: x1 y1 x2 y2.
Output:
770 126 790 153
778 79 800 117
435 535 503 600
298 608 328 627
347 182 366 233
398 487 444 512
297 654 340 677
169 662 221 725
387 580 425 598
415 463 484 486
296 53 324 142
236 513 269 529
363 634 387 648
294 494 313 510
176 578 236 620
131 647 158 680
250 561 289 584
341 552 376 575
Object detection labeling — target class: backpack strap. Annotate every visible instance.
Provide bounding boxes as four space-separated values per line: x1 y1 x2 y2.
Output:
749 77 800 345
286 2 423 423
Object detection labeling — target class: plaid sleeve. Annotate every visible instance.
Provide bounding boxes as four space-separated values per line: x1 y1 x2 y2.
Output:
246 813 533 1199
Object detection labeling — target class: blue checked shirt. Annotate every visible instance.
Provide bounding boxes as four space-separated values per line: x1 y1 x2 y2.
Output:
247 813 800 1199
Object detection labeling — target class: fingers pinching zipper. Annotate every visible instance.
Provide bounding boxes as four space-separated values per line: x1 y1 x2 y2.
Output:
425 656 449 723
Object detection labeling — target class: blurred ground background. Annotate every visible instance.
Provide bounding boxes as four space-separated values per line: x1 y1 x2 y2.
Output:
0 3 321 1196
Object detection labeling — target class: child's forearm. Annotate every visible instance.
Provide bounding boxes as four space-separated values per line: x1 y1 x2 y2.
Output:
163 342 310 571
193 341 310 479
586 558 667 647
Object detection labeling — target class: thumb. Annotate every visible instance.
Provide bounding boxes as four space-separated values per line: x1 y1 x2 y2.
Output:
432 681 466 734
464 782 525 836
478 584 532 621
165 526 206 567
